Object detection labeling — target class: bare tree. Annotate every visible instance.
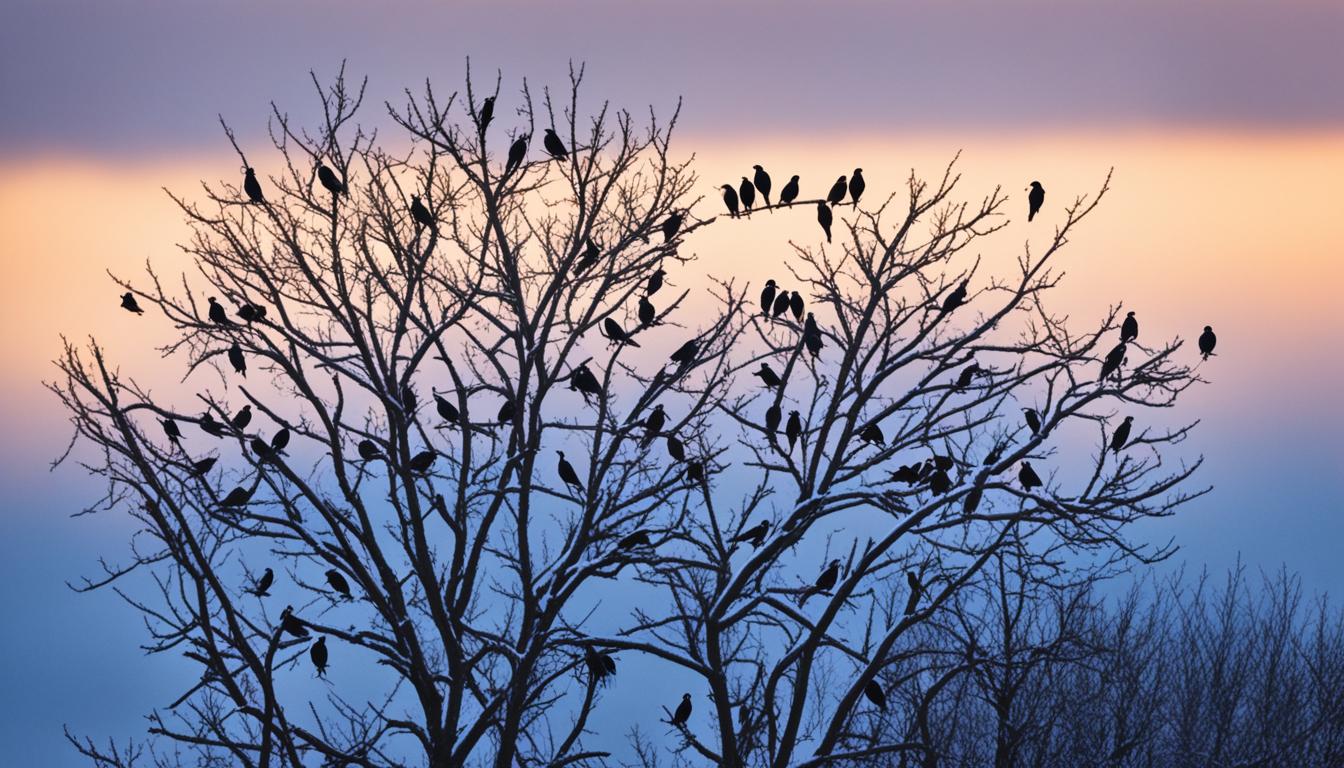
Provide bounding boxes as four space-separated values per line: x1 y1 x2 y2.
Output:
51 64 1210 767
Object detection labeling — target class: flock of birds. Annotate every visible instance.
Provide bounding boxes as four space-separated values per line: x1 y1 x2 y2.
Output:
113 108 1220 722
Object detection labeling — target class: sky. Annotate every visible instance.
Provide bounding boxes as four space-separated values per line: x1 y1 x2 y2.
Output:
2 1 1343 764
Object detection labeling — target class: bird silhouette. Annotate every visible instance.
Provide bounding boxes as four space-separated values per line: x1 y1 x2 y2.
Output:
1111 416 1133 453
955 363 982 392
669 338 699 366
1199 326 1217 359
859 422 885 446
638 296 656 327
120 292 143 314
661 212 683 242
505 134 529 175
732 520 771 549
603 317 640 347
325 569 351 600
585 646 617 682
928 468 952 495
1027 181 1045 222
800 559 841 605
686 460 705 484
497 399 516 425
941 281 968 313
543 128 568 159
739 177 756 213
646 268 665 297
226 406 250 432
237 303 267 323
1023 408 1041 435
760 280 778 317
753 363 783 389
435 394 460 426
720 184 740 217
848 168 865 205
752 165 772 207
570 364 603 403
826 175 848 207
250 567 273 597
227 342 246 376
641 404 666 448
765 404 781 438
575 238 601 276
1019 461 1043 491
1121 311 1139 343
864 680 887 710
816 201 833 243
270 428 289 453
667 435 686 462
671 693 693 726
904 570 923 615
780 175 800 207
409 450 437 474
161 417 182 445
219 486 252 507
963 486 984 515
786 410 802 450
357 439 383 462
1100 341 1127 381
279 606 309 638
557 451 584 495
771 291 791 319
803 324 823 359
410 194 435 229
191 457 217 476
890 464 921 485
317 164 347 196
789 291 804 322
243 167 265 204
479 95 495 133
619 529 652 549
250 437 275 461
310 636 328 677
208 297 232 326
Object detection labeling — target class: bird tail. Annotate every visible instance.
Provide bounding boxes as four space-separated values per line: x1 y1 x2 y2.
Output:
1028 210 1036 222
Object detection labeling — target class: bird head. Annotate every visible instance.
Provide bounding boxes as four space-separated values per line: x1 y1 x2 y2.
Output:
545 128 558 136
790 175 800 182
1204 325 1213 332
1030 181 1042 189
411 194 421 202
721 184 734 192
1126 311 1135 317
1022 461 1033 469
752 164 763 171
557 450 565 458
789 410 799 417
1123 416 1133 423
244 166 255 175
830 558 841 567
853 167 863 174
766 279 776 286
682 693 691 701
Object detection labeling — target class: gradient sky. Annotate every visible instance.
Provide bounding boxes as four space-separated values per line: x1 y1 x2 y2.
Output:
2 2 1343 764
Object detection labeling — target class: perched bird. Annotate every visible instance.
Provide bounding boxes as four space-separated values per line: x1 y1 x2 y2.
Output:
270 427 290 453
826 175 848 206
243 167 265 204
864 680 887 710
739 177 756 213
603 317 640 347
771 290 791 319
543 128 568 159
859 423 885 447
574 238 601 276
1199 326 1217 359
848 168 865 205
752 165 772 207
983 443 1004 467
890 464 921 485
928 468 952 495
666 435 686 462
585 646 617 682
720 184 740 217
322 569 351 601
279 606 309 638
317 164 347 196
816 201 833 243
399 383 419 414
760 281 778 318
1100 341 1127 381
408 450 437 474
478 95 495 133
120 292 143 314
161 417 182 445
661 212 683 242
803 326 823 359
941 281 968 313
237 303 267 323
753 363 783 389
1027 181 1045 222
646 268 665 297
789 291 804 322
410 194 435 229
786 410 802 450
671 693 693 726
219 486 252 507
732 520 770 549
505 134 529 175
228 342 247 376
250 437 274 461
230 405 252 430
570 364 603 403
638 296 656 327
497 399 516 425
963 486 984 515
357 439 383 462
1023 408 1041 436
557 451 584 495
1121 311 1139 343
686 460 705 484
765 404 781 438
208 297 232 326
619 529 652 549
931 454 955 472
955 363 982 392
669 338 699 366
904 570 923 615
800 559 841 605
779 175 800 207
1110 416 1134 453
1019 461 1043 491
641 404 666 448
310 636 328 677
191 457 217 476
803 310 819 340
250 567 273 597
435 394 460 426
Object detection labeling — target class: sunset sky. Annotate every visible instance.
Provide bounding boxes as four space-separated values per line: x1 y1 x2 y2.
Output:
2 1 1343 764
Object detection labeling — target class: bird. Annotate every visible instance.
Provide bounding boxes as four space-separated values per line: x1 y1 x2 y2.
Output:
669 338 699 366
219 486 252 507
317 164 347 196
720 184 740 217
557 451 584 495
191 457 217 476
585 646 617 682
864 680 887 710
570 364 603 403
666 435 686 462
941 281 968 313
575 238 601 276
963 486 984 515
208 297 232 326
638 296 656 327
890 464 921 485
243 167 265 204
497 399 516 425
771 290 791 319
739 177 756 213
765 404 781 438
661 212 683 242
752 165 772 207
732 520 770 549
320 569 351 601
619 529 652 549
848 168 865 205
1019 461 1043 491
543 128 568 159
279 606 309 638
641 404 666 448
250 437 275 461
753 363 783 389
603 317 640 347
955 363 982 391
1121 311 1139 343
160 417 182 445
826 175 848 207
250 567 273 597
1027 181 1045 222
228 342 247 376
270 428 290 453
1100 341 1127 381
780 175 800 207
789 291 804 322
803 324 823 359
760 280 778 317
1111 416 1133 453
435 394 460 426
800 559 841 605
816 202 833 243
503 135 530 177
225 407 250 433
931 454 955 472
671 693 693 726
237 303 267 323
1199 326 1217 359
686 460 705 484
859 423 885 446
310 636 328 677
357 439 383 462
786 411 802 450
904 570 923 615
410 195 435 229
401 384 417 411
120 292 143 314
478 95 495 133
928 468 952 495
1023 408 1041 436
408 450 437 474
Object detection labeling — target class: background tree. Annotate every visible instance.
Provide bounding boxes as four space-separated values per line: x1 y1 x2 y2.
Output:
52 64 1212 767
